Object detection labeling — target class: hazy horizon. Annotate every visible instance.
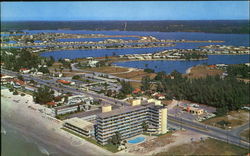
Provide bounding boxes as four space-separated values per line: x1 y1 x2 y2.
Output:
1 1 249 21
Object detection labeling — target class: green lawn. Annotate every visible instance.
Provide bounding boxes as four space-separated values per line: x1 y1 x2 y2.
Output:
61 128 119 153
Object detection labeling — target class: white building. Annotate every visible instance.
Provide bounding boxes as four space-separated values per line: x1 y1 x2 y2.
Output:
63 117 94 137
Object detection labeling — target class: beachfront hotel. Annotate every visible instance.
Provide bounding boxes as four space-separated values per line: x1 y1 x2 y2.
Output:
96 99 168 145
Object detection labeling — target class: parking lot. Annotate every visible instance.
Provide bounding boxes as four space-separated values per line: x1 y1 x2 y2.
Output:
168 101 217 122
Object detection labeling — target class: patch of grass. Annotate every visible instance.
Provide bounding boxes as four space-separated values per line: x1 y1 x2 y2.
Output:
202 110 249 129
154 138 249 156
84 66 129 74
61 128 119 153
240 128 250 140
185 65 223 79
113 70 156 80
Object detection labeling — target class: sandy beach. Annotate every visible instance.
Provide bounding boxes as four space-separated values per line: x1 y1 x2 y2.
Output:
185 67 193 74
1 88 115 156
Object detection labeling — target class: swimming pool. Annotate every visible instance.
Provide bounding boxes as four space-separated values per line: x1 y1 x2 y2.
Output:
127 137 145 144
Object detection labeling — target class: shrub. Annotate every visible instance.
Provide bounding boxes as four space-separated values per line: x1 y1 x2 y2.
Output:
144 68 155 73
13 90 18 95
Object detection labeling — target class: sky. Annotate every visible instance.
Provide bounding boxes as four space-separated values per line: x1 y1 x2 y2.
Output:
1 1 249 21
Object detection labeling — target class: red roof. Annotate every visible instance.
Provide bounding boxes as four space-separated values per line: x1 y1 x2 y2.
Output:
14 79 25 85
46 101 56 105
19 68 29 71
155 94 165 97
132 88 141 94
208 65 216 68
57 79 71 84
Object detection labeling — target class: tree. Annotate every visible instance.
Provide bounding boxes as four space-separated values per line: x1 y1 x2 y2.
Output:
17 75 24 81
106 89 113 97
64 96 69 103
77 104 80 112
69 64 72 72
170 70 182 79
38 67 50 74
13 90 18 95
141 76 151 91
144 68 155 73
154 71 166 81
72 75 80 80
111 132 122 146
119 80 133 95
142 121 149 132
50 56 55 64
33 86 54 104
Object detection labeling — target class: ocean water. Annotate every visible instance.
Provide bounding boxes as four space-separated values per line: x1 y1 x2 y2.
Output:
1 90 51 156
1 122 49 156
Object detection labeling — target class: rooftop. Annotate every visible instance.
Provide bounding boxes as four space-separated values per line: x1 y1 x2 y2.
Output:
98 102 165 119
64 117 93 131
54 103 82 110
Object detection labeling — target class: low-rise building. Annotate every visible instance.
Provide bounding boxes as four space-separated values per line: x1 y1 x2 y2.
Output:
54 103 84 116
19 68 30 74
63 117 94 137
67 95 94 105
183 106 204 115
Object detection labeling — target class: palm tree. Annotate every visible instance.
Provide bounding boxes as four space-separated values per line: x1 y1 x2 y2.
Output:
141 121 149 132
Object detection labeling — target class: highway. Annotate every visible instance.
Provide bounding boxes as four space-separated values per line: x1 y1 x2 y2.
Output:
168 115 249 148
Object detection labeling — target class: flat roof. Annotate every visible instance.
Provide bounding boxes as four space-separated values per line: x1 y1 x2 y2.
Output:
54 103 81 110
64 117 93 131
98 102 164 119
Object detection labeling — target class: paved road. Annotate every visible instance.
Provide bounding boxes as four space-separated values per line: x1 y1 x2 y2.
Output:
168 115 249 149
231 122 250 137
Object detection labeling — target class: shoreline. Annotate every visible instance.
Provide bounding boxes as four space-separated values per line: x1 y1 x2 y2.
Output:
185 66 194 74
3 29 248 35
1 88 116 156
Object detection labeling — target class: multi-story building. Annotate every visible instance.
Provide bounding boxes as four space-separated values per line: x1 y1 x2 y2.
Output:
96 100 167 145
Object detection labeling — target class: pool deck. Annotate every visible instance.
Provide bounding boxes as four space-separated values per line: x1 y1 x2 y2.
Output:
126 134 155 145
